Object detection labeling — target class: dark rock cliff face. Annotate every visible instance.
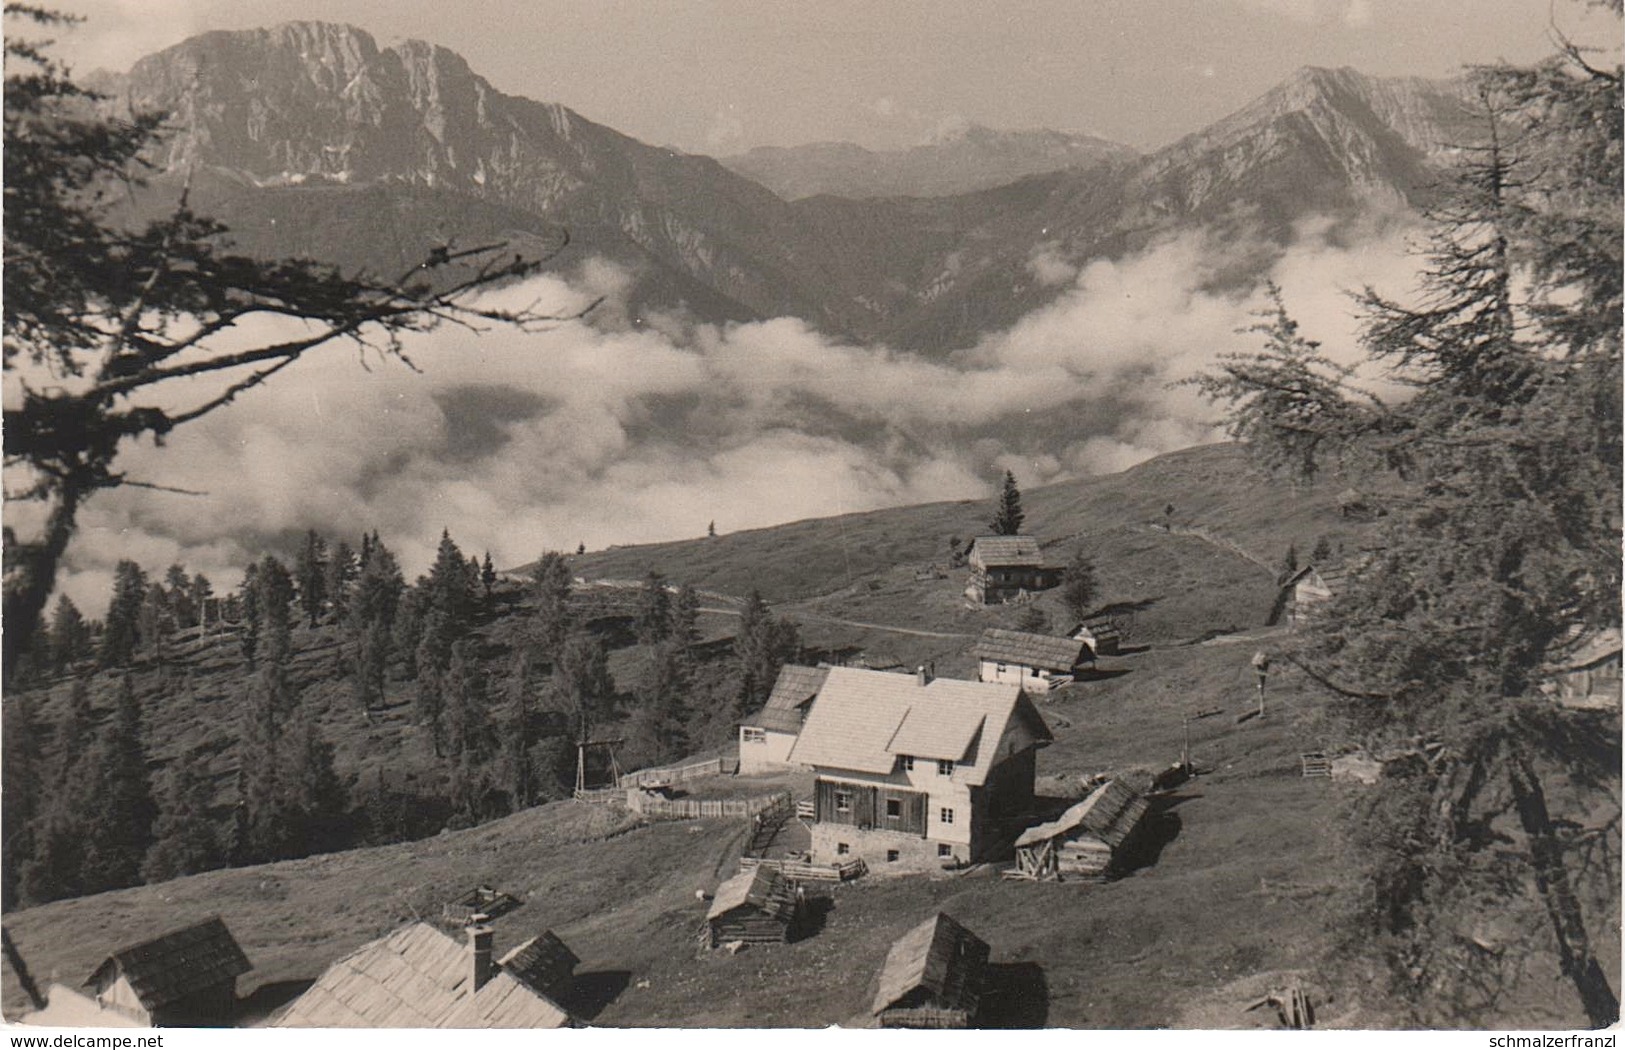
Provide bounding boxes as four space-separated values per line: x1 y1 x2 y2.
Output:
105 23 1475 350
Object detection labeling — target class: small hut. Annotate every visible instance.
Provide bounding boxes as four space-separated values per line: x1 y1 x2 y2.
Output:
871 913 989 1029
704 867 798 948
84 916 252 1026
1011 779 1151 882
442 885 524 924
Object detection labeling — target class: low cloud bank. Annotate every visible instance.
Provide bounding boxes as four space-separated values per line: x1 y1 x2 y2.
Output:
50 216 1418 611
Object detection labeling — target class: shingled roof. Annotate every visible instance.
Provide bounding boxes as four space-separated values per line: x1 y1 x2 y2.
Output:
497 931 579 1002
967 536 1044 568
274 923 570 1029
972 628 1089 671
86 917 251 1012
743 664 830 733
871 913 990 1017
707 867 797 924
786 667 1050 784
1015 779 1150 849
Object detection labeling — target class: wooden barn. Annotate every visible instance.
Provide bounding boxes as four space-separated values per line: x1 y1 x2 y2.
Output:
973 628 1090 693
703 867 799 949
870 913 990 1029
497 930 580 1003
274 921 573 1028
1277 564 1346 626
1070 617 1121 658
963 536 1060 605
83 916 252 1027
1543 628 1622 709
1010 779 1151 882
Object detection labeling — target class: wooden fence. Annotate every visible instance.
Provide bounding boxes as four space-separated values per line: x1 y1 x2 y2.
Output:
738 855 868 883
628 788 791 822
619 756 731 789
574 786 625 805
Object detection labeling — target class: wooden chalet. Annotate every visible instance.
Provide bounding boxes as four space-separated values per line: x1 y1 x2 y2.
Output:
274 921 573 1028
963 536 1060 605
1277 564 1345 626
83 916 252 1027
703 867 799 948
1070 617 1121 658
787 666 1051 870
1542 628 1622 709
870 913 990 1029
1011 778 1151 882
973 628 1090 693
738 664 829 774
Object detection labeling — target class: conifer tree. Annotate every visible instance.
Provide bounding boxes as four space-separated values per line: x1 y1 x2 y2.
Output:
480 552 497 602
990 470 1026 536
81 677 156 892
1060 548 1098 623
294 529 328 628
164 564 196 628
733 590 799 717
142 753 226 882
47 593 90 671
323 540 357 622
634 570 672 646
99 559 147 667
671 582 700 649
529 552 574 662
2 690 41 907
19 680 94 903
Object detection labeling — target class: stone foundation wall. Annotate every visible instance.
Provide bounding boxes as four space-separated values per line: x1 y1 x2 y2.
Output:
810 824 963 873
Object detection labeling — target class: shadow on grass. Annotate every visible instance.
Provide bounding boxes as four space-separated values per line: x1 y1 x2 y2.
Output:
789 894 835 944
1092 597 1160 619
1117 805 1183 876
978 962 1049 1028
562 970 631 1022
232 979 314 1025
1074 667 1132 681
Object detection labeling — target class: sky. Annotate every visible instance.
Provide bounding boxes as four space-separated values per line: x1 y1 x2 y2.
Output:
15 0 1619 612
42 0 1620 153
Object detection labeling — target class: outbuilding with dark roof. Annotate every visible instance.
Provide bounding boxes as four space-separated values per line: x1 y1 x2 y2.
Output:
84 916 252 1027
871 913 990 1029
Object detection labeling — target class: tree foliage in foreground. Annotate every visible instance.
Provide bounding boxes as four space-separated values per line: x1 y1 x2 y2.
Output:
1194 37 1621 1026
1 8 593 679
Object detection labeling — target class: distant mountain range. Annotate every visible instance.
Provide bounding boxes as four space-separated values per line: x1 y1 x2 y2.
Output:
99 22 1478 351
719 125 1137 200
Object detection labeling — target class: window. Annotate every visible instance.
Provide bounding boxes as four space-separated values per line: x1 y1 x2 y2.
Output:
940 807 955 825
834 790 853 813
837 842 850 856
886 849 900 863
937 759 955 777
885 798 902 819
741 727 766 744
938 843 953 858
900 755 915 772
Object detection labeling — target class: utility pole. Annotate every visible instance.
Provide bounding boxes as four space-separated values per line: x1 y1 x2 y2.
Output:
1252 650 1271 718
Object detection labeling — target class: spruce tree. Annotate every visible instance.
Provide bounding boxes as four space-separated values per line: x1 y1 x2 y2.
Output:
323 540 357 622
529 552 574 662
2 690 41 907
480 552 497 602
990 470 1026 536
99 559 147 667
19 680 96 903
81 677 156 892
47 593 90 671
671 583 701 648
1060 548 1098 623
634 570 672 646
142 753 226 882
733 590 799 718
294 529 328 628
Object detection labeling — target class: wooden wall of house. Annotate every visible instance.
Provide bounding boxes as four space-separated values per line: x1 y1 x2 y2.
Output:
708 913 790 947
815 779 927 835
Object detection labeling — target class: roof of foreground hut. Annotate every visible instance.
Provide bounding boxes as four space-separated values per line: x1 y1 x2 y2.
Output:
707 867 796 924
871 913 990 1016
86 917 251 1012
1014 778 1150 850
274 922 570 1028
498 931 579 1000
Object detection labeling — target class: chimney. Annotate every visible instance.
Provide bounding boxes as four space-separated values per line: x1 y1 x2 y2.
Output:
468 914 494 993
916 665 930 686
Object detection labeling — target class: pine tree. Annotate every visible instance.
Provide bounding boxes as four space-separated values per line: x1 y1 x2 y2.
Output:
990 470 1026 536
1060 548 1098 623
99 559 147 667
142 753 226 883
164 564 196 628
480 552 496 602
323 540 357 622
81 677 156 892
671 583 700 648
733 590 799 718
529 552 574 662
47 593 90 671
294 529 328 628
634 570 672 646
2 690 41 907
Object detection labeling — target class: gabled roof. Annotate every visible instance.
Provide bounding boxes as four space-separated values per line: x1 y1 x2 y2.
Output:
871 913 990 1016
785 668 1046 785
86 917 251 1012
497 931 579 1001
707 867 796 923
1015 779 1150 849
274 923 570 1029
764 665 829 710
972 628 1089 671
1551 627 1623 672
742 664 830 733
967 536 1044 568
1074 618 1120 641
